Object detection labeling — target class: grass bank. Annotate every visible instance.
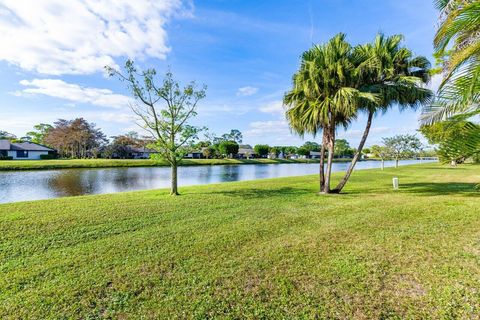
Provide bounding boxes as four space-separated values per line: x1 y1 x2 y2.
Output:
0 158 350 171
1 164 479 318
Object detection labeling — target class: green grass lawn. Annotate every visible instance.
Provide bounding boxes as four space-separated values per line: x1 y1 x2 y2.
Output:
0 158 334 171
1 164 479 318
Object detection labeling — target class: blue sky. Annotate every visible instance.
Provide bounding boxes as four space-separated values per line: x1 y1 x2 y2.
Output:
0 0 440 147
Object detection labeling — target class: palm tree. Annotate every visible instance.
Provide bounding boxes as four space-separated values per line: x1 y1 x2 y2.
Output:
284 33 377 194
333 34 432 193
421 0 479 160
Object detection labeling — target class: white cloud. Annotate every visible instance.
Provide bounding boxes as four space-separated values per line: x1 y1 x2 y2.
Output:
17 79 132 109
237 86 258 96
259 100 284 114
338 126 391 139
0 0 190 75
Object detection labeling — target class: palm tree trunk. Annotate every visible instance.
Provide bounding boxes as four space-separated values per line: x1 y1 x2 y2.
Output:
319 130 326 192
323 123 335 194
333 111 374 193
171 163 179 195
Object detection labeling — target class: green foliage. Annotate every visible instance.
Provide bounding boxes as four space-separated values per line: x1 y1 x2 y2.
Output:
25 123 53 145
221 129 243 144
370 145 391 159
107 61 206 166
107 60 207 194
334 139 353 158
39 154 57 160
0 130 16 140
218 141 239 157
301 141 321 152
382 134 422 161
253 144 270 157
422 0 479 156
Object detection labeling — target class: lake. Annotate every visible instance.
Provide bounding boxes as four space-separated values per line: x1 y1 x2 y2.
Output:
0 160 435 203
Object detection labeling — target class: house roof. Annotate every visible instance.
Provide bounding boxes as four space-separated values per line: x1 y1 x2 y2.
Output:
10 141 55 152
238 147 255 154
0 140 11 150
129 146 157 153
0 140 54 151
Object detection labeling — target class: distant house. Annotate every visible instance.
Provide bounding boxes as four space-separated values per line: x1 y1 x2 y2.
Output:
0 140 55 160
310 151 321 159
184 150 204 159
237 145 256 159
129 146 158 159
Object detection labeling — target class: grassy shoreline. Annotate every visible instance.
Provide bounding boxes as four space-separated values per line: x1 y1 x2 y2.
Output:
1 163 479 318
0 157 355 171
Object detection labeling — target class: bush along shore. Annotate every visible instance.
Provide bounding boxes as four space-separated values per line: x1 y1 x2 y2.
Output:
0 157 356 171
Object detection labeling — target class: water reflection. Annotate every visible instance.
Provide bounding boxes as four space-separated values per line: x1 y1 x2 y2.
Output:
0 160 434 203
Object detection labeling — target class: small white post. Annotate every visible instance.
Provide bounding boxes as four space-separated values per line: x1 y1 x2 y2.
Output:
392 177 399 190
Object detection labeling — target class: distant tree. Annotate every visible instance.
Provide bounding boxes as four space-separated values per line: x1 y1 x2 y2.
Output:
25 123 53 145
0 130 16 140
44 118 106 158
334 139 353 158
254 144 270 157
108 134 139 158
269 146 279 157
370 145 391 170
202 146 216 159
284 146 298 155
221 129 243 144
297 146 309 156
195 140 211 148
362 147 371 155
383 134 422 168
218 141 239 158
107 60 206 195
302 141 321 152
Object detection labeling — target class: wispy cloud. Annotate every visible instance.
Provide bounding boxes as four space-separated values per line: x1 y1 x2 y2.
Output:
259 100 284 114
16 79 132 109
0 0 191 75
237 86 259 96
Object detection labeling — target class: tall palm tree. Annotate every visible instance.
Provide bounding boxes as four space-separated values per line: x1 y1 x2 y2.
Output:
284 33 377 194
333 34 432 193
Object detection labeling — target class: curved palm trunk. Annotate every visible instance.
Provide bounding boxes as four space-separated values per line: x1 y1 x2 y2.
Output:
333 111 374 193
322 122 335 193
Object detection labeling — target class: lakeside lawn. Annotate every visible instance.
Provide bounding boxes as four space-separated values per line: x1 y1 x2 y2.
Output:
0 158 337 171
1 163 479 318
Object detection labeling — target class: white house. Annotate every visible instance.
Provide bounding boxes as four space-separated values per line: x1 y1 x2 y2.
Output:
128 146 158 159
0 140 55 160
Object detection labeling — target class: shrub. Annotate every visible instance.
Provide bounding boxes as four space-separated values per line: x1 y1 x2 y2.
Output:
40 154 57 160
0 156 13 160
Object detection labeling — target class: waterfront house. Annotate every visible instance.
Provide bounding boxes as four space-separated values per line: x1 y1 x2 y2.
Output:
237 145 256 159
0 140 55 160
129 146 158 159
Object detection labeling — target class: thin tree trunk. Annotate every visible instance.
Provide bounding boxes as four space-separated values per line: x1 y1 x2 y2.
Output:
319 130 326 192
381 159 384 170
395 158 399 168
171 163 179 195
323 122 335 194
333 111 374 193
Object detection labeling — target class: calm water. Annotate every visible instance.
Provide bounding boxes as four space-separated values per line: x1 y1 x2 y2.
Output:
0 160 434 203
